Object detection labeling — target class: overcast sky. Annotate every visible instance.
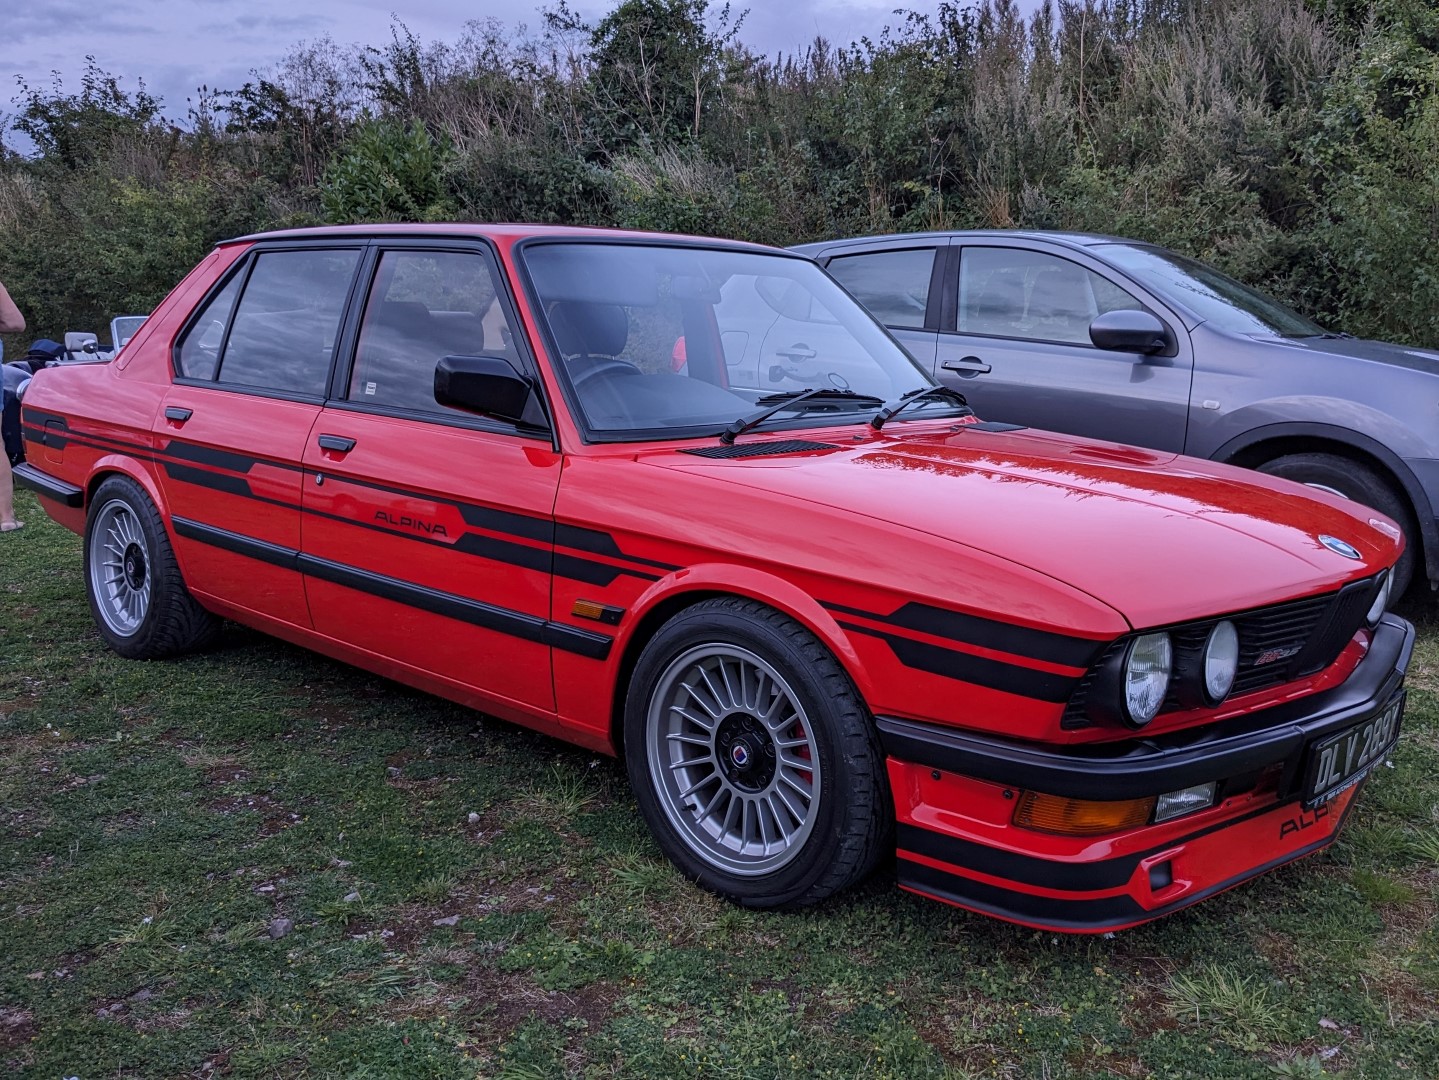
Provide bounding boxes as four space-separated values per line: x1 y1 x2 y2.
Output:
4 0 1003 152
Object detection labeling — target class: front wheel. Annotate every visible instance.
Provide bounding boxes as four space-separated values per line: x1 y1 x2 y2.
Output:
1256 453 1416 597
84 476 220 659
624 597 890 909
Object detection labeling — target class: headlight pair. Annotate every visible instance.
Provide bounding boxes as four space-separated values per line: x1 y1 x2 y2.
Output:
1089 621 1239 728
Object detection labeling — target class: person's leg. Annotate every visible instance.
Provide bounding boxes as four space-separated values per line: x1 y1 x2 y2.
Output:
1 388 21 531
0 456 19 531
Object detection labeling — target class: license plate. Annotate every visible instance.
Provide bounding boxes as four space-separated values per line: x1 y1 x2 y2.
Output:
1303 693 1404 808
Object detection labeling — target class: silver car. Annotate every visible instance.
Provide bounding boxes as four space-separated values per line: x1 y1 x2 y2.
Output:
792 231 1439 596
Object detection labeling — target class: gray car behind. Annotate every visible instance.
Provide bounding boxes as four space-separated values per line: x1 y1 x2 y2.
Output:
791 231 1439 597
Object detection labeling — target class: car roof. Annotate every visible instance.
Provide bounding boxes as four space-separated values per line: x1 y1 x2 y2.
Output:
789 230 1140 255
224 222 783 253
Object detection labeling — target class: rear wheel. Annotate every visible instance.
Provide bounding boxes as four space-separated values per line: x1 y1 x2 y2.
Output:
624 597 890 909
1256 452 1416 596
84 476 220 659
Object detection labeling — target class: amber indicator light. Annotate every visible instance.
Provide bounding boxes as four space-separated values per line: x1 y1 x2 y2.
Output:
1013 791 1155 836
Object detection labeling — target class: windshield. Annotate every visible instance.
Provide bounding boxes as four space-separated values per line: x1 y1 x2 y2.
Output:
522 243 937 440
1097 243 1326 338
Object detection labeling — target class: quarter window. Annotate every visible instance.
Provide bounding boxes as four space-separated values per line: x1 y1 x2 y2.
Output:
826 248 936 329
958 247 1144 345
348 250 520 415
176 272 242 380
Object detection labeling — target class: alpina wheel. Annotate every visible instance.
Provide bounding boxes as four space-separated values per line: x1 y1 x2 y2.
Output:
84 476 219 659
625 597 889 909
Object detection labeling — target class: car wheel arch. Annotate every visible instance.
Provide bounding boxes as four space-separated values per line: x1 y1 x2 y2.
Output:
1216 424 1434 590
605 571 877 757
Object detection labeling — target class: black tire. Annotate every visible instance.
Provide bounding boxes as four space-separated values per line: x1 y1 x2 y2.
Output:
83 476 220 659
1256 452 1416 596
623 597 891 909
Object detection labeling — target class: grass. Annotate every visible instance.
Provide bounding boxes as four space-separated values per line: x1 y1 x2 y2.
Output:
2 486 1437 1079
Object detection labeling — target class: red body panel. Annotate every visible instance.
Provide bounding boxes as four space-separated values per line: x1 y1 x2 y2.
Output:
15 223 1411 933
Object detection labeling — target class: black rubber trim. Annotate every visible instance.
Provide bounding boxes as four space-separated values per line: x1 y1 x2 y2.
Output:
172 517 298 571
296 553 612 659
169 516 613 659
825 599 1103 668
878 615 1413 801
897 795 1358 932
12 462 84 508
966 421 1027 432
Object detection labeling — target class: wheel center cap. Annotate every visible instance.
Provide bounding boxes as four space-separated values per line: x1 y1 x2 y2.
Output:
123 545 146 589
730 740 754 770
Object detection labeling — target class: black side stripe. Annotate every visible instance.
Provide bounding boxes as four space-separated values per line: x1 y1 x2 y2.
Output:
824 600 1102 669
170 517 613 660
162 439 303 474
164 462 260 499
838 621 1080 702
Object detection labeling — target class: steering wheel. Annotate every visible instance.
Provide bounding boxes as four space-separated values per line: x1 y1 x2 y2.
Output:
569 356 643 387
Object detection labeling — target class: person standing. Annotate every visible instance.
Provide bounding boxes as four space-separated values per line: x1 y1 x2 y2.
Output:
1 278 27 532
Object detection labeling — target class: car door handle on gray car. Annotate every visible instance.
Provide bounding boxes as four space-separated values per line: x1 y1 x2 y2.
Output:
941 356 992 376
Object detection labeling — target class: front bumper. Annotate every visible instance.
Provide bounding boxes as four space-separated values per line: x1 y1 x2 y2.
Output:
880 614 1414 933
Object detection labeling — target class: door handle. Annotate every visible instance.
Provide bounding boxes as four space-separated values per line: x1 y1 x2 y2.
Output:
317 434 357 453
941 355 992 377
776 343 817 362
164 406 193 423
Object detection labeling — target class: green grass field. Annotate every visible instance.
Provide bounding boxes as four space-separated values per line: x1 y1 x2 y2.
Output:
2 488 1436 1079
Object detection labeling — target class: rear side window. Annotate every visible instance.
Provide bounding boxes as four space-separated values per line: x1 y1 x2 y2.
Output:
825 248 936 329
348 249 521 416
176 248 360 395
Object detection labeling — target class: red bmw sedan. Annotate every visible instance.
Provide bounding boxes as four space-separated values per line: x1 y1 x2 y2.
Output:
14 224 1412 932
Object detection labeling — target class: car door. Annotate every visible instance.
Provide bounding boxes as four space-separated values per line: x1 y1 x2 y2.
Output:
158 244 364 628
936 242 1194 451
299 242 561 712
815 240 944 373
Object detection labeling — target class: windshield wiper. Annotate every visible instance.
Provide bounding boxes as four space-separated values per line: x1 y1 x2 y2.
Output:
869 386 972 432
720 388 884 445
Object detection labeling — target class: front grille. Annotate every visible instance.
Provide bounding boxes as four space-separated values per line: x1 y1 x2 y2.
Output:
1062 577 1382 728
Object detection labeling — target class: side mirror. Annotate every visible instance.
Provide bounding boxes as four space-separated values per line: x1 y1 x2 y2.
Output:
435 355 541 426
1089 309 1169 355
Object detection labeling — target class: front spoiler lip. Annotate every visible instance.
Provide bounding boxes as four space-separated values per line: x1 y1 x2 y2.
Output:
877 613 1414 802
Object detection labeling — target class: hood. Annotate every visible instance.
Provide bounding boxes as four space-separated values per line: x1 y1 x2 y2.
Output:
1259 333 1439 375
649 426 1401 629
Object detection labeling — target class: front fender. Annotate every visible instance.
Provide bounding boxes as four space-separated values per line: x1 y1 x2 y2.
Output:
616 562 877 703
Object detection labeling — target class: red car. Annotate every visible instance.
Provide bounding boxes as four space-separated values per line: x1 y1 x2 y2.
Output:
14 225 1412 933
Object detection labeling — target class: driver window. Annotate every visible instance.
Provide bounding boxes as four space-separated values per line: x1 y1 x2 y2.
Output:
349 249 519 416
957 247 1143 345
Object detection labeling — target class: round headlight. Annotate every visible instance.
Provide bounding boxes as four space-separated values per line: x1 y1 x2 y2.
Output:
1123 632 1172 726
1202 620 1239 703
1366 572 1391 627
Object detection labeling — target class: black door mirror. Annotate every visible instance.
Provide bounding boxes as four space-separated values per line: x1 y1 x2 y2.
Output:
1089 310 1170 354
434 355 540 425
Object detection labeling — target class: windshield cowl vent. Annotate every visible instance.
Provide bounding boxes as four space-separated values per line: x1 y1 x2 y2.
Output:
680 440 841 459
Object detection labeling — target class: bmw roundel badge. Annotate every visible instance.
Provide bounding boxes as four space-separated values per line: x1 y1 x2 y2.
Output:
1318 534 1362 560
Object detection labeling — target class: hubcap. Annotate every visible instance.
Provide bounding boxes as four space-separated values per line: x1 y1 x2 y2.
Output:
89 500 152 637
646 644 820 876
